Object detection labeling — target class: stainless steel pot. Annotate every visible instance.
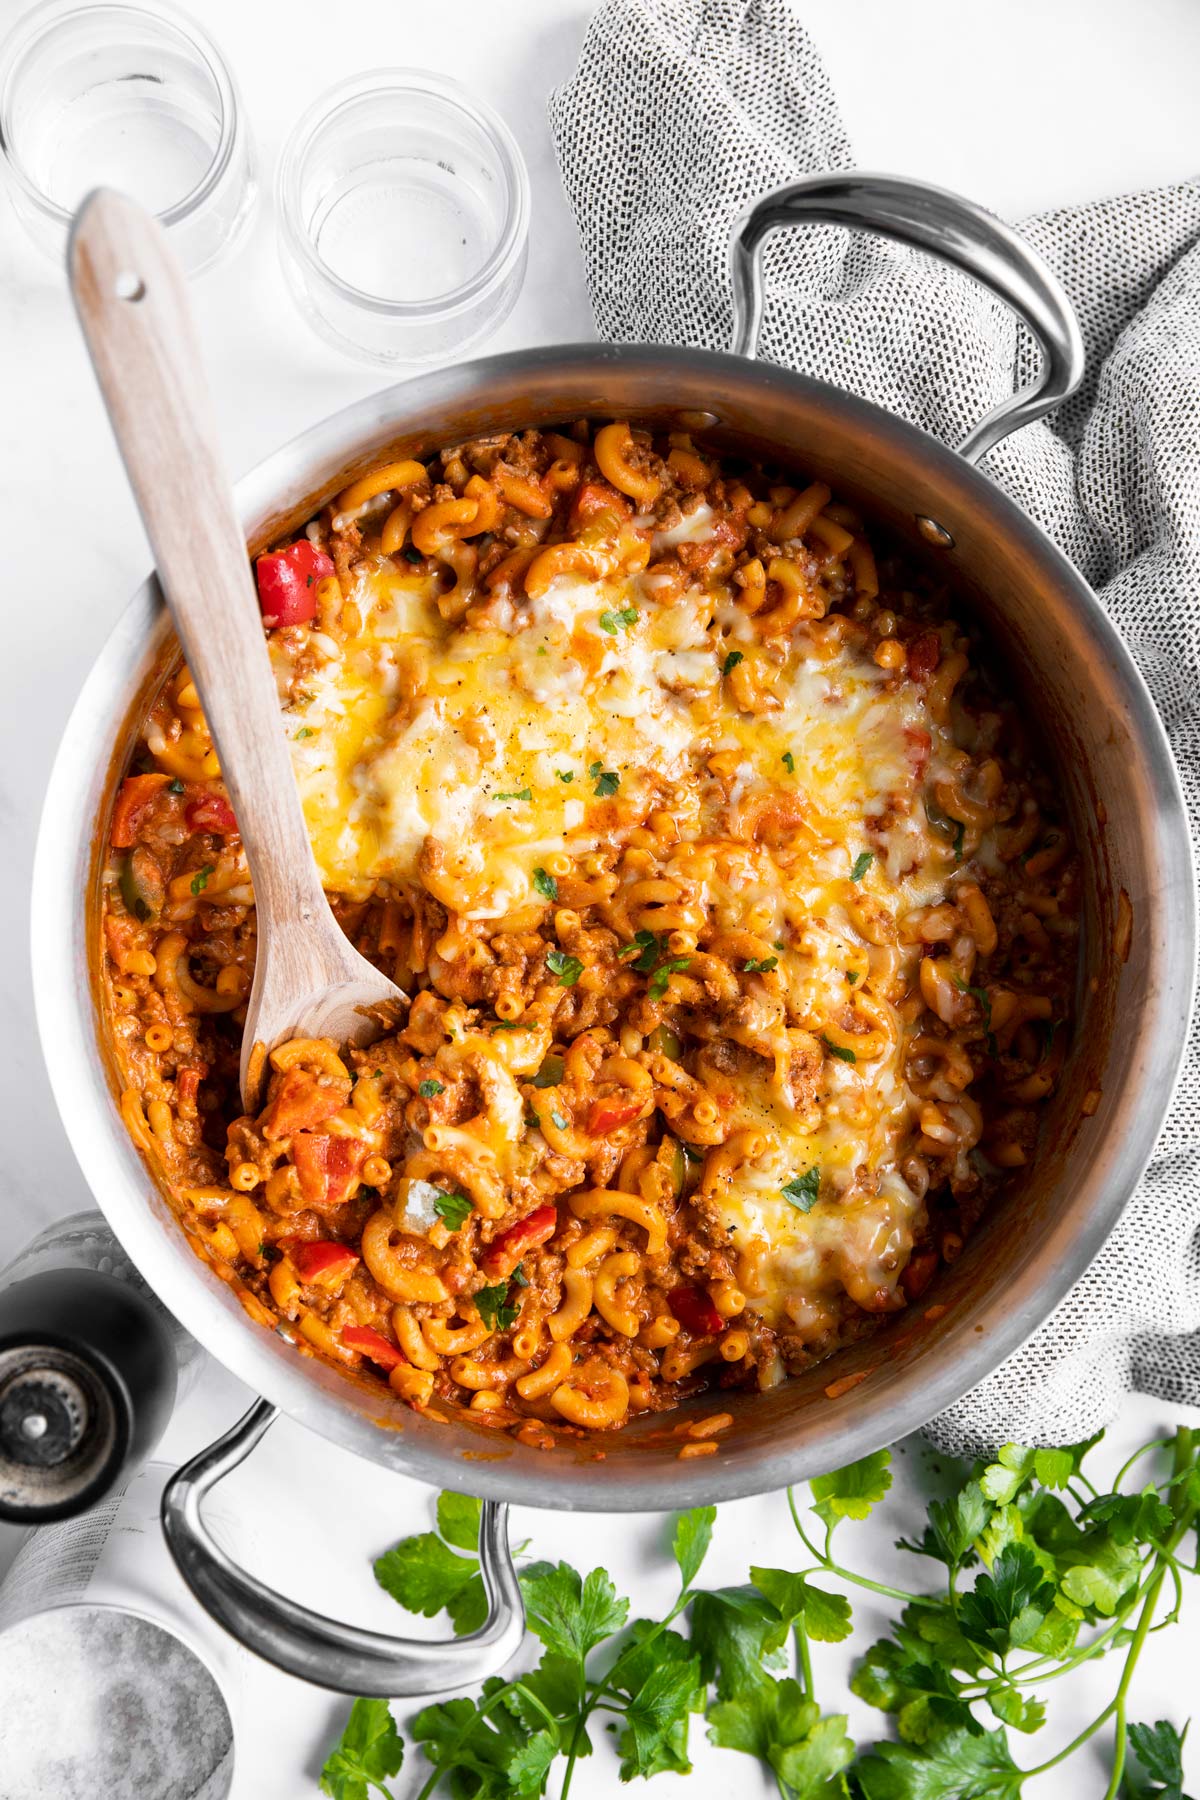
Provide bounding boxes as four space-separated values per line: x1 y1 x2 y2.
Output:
32 175 1196 1697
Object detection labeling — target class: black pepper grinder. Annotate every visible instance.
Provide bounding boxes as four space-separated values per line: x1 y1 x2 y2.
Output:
0 1211 200 1522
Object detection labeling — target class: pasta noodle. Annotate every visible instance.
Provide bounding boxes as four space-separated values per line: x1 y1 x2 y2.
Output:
98 419 1080 1439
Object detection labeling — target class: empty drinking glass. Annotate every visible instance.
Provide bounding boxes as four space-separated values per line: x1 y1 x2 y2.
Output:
0 0 257 275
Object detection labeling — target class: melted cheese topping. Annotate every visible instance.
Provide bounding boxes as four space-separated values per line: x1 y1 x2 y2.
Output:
271 545 968 1334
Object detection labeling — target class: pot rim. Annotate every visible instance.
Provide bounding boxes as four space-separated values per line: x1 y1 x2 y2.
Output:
32 342 1198 1508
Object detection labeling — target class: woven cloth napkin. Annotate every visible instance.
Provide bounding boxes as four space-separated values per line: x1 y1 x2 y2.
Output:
547 0 1200 1454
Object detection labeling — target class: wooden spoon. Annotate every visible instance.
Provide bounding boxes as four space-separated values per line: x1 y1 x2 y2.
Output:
69 190 405 1109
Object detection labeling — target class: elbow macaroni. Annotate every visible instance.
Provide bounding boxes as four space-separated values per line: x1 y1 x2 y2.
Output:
99 419 1080 1439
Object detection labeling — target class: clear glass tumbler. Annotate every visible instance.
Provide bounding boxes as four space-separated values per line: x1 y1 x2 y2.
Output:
276 69 530 366
0 0 257 276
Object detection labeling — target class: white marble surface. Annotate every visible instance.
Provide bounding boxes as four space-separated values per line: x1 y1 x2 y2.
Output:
1 0 1198 1793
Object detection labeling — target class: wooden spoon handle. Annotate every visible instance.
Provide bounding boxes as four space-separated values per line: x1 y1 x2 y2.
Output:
68 189 330 938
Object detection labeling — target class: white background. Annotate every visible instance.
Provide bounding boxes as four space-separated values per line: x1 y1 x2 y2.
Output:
1 0 1198 1794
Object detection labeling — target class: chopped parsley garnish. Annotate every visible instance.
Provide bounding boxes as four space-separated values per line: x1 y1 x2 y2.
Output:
494 787 532 803
822 1036 857 1063
433 1191 473 1231
167 778 186 794
472 1283 520 1332
599 606 638 634
532 1054 564 1089
190 865 213 896
782 1167 821 1211
510 1266 530 1288
418 1079 444 1099
533 867 558 901
620 929 661 972
491 1020 523 1031
591 766 620 797
295 726 315 740
781 750 796 774
550 1109 570 1131
952 975 997 1054
722 649 745 676
847 969 860 984
649 956 691 1001
850 851 874 881
743 955 778 974
546 949 584 987
555 770 574 783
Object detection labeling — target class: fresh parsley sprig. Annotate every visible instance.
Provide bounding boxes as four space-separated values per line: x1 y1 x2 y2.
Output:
320 1426 1200 1799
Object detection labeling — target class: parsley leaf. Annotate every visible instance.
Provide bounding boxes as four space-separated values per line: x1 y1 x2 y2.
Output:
810 1448 893 1527
599 605 638 633
822 1035 858 1063
1125 1719 1193 1799
373 1521 486 1637
167 777 186 794
722 649 745 676
319 1697 403 1800
850 850 874 881
591 767 620 797
532 867 558 901
781 1168 821 1211
673 1506 717 1589
546 948 583 987
555 769 574 782
532 1054 564 1088
520 1561 629 1661
621 928 662 972
781 750 796 773
190 864 212 896
649 956 691 1000
433 1190 473 1231
744 955 778 973
473 1283 520 1332
494 787 532 803
854 1725 1023 1798
418 1078 443 1098
295 725 315 739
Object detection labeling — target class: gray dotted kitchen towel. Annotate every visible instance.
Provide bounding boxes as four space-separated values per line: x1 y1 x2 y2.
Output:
548 0 1200 1452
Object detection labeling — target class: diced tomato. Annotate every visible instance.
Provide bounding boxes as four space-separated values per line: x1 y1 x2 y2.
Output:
587 1098 644 1136
341 1325 406 1372
668 1285 725 1337
292 1133 367 1208
900 1249 939 1301
907 633 941 681
570 479 632 530
260 1068 350 1141
479 1203 558 1279
176 1065 207 1107
110 773 171 848
904 727 933 781
255 541 335 628
291 1239 360 1288
184 790 238 835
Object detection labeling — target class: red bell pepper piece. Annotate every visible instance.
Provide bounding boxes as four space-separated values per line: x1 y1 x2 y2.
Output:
907 633 941 681
904 727 933 780
254 541 335 628
184 790 238 835
341 1325 405 1371
479 1204 558 1279
292 1133 367 1208
260 1069 350 1142
110 772 171 848
668 1285 725 1337
291 1239 360 1288
586 1098 644 1136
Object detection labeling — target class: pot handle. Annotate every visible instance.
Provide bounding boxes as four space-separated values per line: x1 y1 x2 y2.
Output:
728 172 1084 465
161 1399 525 1696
